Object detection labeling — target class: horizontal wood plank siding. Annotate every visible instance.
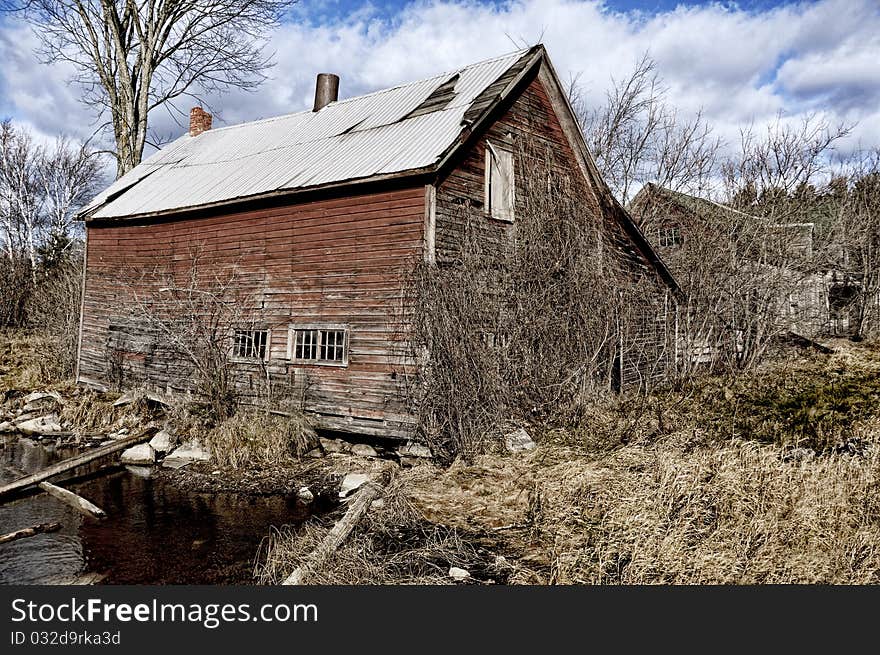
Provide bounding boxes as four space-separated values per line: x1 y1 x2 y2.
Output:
79 187 424 439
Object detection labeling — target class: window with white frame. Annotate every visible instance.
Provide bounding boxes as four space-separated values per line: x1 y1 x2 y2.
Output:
233 329 268 360
657 225 681 247
289 326 348 365
485 142 515 221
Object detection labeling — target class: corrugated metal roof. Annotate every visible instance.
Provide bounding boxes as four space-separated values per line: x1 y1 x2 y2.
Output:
84 48 536 219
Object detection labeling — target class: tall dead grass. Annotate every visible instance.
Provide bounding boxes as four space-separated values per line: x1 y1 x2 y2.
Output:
542 436 880 584
391 343 880 584
204 408 318 468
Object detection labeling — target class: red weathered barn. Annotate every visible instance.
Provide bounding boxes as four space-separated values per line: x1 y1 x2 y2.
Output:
76 45 678 439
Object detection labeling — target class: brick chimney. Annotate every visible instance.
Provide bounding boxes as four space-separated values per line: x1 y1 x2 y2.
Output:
189 107 213 136
313 74 339 112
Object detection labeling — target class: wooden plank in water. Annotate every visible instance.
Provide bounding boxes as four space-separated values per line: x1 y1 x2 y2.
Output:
3 464 107 519
39 481 107 519
0 522 62 545
0 427 158 501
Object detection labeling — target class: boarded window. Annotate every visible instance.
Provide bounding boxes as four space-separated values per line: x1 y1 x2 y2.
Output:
233 329 268 359
290 327 348 365
485 143 515 221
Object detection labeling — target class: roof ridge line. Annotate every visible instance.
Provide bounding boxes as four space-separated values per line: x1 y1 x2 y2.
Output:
196 48 532 135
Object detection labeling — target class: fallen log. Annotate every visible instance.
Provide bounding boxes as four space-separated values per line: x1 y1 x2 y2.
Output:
0 427 158 501
39 481 107 519
3 465 106 519
0 522 62 545
282 479 385 585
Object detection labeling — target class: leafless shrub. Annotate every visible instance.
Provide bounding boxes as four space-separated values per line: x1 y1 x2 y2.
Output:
25 250 83 381
124 253 267 422
405 142 676 460
0 253 32 327
828 150 880 339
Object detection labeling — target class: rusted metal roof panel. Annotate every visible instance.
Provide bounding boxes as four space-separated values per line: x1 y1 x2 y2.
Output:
85 48 537 219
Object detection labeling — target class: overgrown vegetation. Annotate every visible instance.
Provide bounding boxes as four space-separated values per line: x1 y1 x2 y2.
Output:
406 141 674 461
204 409 318 468
1 120 101 380
257 474 518 585
261 341 880 585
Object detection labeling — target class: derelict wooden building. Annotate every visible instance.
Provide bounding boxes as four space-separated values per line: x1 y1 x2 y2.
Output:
76 46 678 439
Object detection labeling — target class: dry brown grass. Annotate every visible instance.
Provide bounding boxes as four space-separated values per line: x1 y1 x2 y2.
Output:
256 473 516 585
398 433 880 584
260 341 880 585
204 408 318 468
399 342 880 584
0 329 70 390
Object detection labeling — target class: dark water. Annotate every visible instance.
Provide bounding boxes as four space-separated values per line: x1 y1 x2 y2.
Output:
0 435 309 585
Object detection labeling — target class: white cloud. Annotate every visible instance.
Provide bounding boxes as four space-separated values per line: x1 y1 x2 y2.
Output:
1 0 879 162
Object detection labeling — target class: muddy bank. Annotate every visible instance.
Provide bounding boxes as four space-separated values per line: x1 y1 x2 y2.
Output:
159 459 340 500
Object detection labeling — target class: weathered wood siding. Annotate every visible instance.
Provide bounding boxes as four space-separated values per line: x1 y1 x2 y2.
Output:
79 187 426 438
434 72 673 389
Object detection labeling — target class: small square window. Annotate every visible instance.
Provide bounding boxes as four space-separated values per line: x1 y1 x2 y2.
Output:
657 226 681 247
289 326 348 366
233 329 268 359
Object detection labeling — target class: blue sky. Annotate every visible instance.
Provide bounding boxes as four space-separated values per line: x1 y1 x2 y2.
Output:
1 0 879 161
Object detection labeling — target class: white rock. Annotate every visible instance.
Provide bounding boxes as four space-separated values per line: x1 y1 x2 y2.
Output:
449 567 471 582
339 473 370 498
162 458 191 470
505 427 536 453
23 391 62 405
0 420 15 433
319 437 349 454
149 430 174 454
397 442 432 459
120 443 156 465
297 487 315 503
163 440 211 467
351 443 378 457
15 414 63 435
305 447 324 459
112 391 137 407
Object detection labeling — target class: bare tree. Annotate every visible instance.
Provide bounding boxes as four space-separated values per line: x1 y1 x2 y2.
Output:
828 150 880 339
0 120 42 273
0 120 102 326
721 113 852 221
40 135 103 247
571 53 722 204
9 0 296 177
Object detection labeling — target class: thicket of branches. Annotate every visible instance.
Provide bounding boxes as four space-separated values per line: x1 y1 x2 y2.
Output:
572 53 880 364
112 254 276 421
405 143 674 460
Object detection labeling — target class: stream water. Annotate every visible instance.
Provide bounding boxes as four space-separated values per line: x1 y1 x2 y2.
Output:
0 435 310 585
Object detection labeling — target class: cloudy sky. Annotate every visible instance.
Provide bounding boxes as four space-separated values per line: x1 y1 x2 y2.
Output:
1 0 879 163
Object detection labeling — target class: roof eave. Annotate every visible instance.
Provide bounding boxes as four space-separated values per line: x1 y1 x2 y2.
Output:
82 164 436 223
